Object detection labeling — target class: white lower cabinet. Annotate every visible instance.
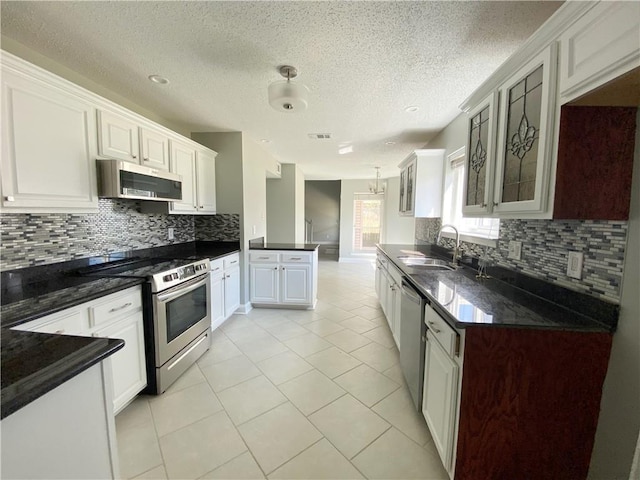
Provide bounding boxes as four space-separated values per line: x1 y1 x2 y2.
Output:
12 286 146 415
249 250 318 308
375 250 401 349
210 253 241 329
423 331 459 472
93 312 146 414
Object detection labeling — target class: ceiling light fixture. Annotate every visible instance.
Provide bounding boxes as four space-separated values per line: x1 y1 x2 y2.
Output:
260 139 271 144
369 167 386 195
385 141 396 145
148 74 169 85
268 65 309 113
338 145 353 155
405 105 419 112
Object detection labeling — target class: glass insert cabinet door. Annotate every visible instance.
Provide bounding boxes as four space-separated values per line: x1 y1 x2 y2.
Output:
463 92 498 216
405 161 415 213
493 45 557 215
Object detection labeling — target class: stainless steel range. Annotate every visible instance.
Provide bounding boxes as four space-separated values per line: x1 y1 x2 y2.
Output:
84 257 211 393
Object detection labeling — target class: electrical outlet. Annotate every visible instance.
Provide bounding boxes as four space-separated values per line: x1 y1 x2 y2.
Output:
167 227 174 240
567 251 584 279
508 240 522 260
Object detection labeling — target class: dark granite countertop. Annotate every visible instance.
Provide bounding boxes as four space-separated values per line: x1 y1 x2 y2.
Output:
249 242 319 251
0 240 240 419
1 329 124 419
1 276 144 329
377 244 615 333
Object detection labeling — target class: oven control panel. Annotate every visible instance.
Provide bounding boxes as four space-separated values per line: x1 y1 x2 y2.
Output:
152 259 211 292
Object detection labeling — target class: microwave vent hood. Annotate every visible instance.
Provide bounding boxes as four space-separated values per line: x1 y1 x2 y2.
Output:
97 159 182 202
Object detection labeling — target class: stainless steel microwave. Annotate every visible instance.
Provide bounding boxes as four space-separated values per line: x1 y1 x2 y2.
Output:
97 159 182 202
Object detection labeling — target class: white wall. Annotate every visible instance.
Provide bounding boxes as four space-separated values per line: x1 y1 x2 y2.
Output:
339 178 416 262
191 132 277 306
588 112 640 480
266 163 305 244
383 176 416 244
294 166 305 244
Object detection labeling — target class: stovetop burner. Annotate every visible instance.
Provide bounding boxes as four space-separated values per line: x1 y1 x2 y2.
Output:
79 256 211 292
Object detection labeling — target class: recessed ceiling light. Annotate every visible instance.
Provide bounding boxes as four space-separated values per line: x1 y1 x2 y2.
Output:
405 106 419 113
260 139 271 144
385 141 396 145
148 74 169 85
338 145 353 155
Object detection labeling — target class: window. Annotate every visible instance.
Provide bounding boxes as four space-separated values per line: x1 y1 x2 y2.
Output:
442 147 499 243
352 193 384 253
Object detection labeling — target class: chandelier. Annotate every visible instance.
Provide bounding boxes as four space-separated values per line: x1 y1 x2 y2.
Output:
369 167 385 194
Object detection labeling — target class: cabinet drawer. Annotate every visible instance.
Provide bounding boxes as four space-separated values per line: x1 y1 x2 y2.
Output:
224 253 240 269
250 252 279 263
281 252 312 263
210 258 224 276
13 309 89 336
89 287 142 328
425 304 458 357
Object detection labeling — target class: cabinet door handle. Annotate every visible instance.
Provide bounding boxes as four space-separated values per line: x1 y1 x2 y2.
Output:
109 302 132 313
4 196 14 202
132 154 137 159
144 157 149 161
200 205 204 208
493 202 499 207
226 275 231 278
274 267 278 270
290 257 302 260
230 260 238 264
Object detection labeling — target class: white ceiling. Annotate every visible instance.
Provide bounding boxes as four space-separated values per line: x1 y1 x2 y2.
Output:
0 1 562 180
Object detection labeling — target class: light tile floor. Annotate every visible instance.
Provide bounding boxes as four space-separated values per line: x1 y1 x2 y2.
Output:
115 260 448 480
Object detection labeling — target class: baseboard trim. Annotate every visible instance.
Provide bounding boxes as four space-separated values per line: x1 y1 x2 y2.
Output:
235 302 253 314
338 257 376 264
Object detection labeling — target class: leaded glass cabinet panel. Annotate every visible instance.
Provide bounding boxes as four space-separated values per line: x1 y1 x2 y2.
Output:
463 92 498 216
493 45 557 216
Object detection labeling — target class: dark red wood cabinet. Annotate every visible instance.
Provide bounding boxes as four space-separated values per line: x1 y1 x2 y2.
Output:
453 327 612 480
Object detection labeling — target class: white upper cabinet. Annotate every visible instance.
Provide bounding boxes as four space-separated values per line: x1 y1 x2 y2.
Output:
196 148 217 213
169 140 217 214
98 110 171 171
1 57 98 212
398 149 445 217
462 92 498 216
170 140 198 213
97 109 139 164
559 1 640 103
492 45 557 216
140 126 170 170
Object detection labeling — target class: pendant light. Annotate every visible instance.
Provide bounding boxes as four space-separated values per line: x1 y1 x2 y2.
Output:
369 167 386 194
268 65 309 112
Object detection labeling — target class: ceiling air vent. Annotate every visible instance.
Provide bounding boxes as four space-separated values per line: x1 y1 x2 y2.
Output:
308 133 332 139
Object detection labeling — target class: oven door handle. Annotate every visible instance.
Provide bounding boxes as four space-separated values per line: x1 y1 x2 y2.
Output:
156 275 209 303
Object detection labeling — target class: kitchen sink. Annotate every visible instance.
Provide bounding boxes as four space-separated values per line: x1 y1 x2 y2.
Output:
398 257 455 270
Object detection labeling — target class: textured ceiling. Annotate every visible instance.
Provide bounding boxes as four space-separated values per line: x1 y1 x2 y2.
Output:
0 1 562 180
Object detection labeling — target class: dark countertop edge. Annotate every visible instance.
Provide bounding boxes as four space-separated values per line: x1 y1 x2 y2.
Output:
1 335 124 419
249 243 319 251
376 244 613 334
1 278 145 329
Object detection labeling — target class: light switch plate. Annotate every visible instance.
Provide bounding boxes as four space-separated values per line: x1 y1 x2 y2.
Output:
567 251 583 279
167 227 174 240
508 240 522 260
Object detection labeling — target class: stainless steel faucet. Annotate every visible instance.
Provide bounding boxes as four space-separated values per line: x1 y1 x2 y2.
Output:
437 224 462 266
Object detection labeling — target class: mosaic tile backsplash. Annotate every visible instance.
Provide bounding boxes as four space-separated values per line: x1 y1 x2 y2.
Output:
1 199 241 271
195 214 240 241
415 217 628 303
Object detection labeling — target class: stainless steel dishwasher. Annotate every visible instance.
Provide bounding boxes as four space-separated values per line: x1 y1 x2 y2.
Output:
400 279 427 411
